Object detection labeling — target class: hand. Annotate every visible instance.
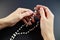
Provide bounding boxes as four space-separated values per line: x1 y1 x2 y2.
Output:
3 8 33 27
35 5 55 40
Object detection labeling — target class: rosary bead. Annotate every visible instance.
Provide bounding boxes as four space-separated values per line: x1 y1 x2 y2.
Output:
20 32 23 34
18 28 21 30
17 30 19 32
10 38 13 40
10 21 39 40
30 19 32 21
13 34 16 37
25 32 28 34
11 36 14 39
23 32 26 34
27 31 30 33
15 32 18 34
17 33 20 35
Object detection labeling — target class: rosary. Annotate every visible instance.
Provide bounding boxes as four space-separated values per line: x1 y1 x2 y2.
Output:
9 0 48 40
10 10 40 40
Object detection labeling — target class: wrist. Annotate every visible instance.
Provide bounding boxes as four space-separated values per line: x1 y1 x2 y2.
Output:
41 31 55 40
0 17 11 29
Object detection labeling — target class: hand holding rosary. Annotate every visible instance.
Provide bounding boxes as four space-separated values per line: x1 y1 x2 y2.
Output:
10 9 40 40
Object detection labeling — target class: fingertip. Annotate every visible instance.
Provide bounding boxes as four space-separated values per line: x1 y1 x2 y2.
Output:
34 5 40 10
36 5 44 7
40 7 44 13
28 21 32 25
34 7 36 10
28 10 33 13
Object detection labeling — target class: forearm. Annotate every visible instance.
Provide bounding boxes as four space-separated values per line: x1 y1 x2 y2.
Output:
0 12 20 30
0 13 20 30
41 32 55 40
0 18 10 30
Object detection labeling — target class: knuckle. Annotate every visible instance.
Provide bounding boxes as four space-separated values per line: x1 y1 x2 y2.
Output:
17 8 32 12
36 5 41 7
41 16 46 20
16 8 21 11
17 8 21 10
43 5 49 9
45 6 49 9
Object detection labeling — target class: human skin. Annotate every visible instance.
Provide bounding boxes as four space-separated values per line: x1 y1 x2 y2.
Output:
0 8 33 30
34 5 55 40
0 5 55 40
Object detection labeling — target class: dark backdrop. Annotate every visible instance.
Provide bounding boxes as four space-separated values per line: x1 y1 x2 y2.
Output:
0 0 60 40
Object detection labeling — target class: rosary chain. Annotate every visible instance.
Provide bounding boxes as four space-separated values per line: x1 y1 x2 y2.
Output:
10 21 39 40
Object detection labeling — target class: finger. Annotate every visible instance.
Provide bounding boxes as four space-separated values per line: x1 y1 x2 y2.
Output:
39 7 46 19
34 5 41 10
30 15 35 23
34 5 43 10
37 5 54 18
25 17 32 25
22 10 33 18
35 5 54 19
22 19 28 25
34 5 42 19
17 8 32 13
